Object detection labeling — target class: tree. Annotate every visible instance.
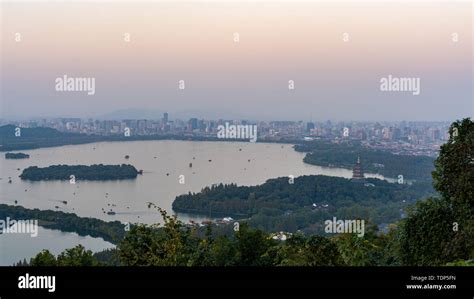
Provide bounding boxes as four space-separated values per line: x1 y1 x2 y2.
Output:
116 224 159 266
276 233 344 266
377 224 402 266
29 246 101 266
333 224 381 266
433 118 474 260
117 204 193 266
432 118 474 225
56 245 99 266
399 118 474 265
14 258 29 266
207 236 238 266
30 250 57 266
234 223 275 266
399 198 455 265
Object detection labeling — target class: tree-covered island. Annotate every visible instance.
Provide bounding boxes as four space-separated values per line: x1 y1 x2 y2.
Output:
5 152 30 159
19 164 140 181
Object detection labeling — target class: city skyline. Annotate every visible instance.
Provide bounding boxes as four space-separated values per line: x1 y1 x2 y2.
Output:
2 112 452 158
1 106 472 123
1 109 460 123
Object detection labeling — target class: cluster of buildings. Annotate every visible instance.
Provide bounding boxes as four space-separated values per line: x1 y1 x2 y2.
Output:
2 114 450 157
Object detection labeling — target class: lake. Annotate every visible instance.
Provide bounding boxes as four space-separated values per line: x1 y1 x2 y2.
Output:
1 140 386 225
0 140 389 265
0 224 114 266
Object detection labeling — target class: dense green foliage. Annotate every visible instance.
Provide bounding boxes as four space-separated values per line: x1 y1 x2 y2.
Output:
0 125 102 151
116 206 348 266
92 248 121 266
432 118 474 221
398 118 474 265
16 247 120 266
445 260 474 266
399 198 456 265
111 206 428 266
28 245 102 266
0 204 126 244
173 176 435 233
294 141 435 181
20 164 139 181
5 152 30 159
274 233 345 266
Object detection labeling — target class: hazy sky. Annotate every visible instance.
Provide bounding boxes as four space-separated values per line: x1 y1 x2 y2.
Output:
1 1 473 121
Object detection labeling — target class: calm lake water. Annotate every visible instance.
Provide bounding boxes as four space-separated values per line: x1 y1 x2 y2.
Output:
0 140 386 265
0 224 114 266
1 140 386 224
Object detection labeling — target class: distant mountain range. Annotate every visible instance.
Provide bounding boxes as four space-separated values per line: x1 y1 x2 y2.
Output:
98 109 165 120
98 108 251 121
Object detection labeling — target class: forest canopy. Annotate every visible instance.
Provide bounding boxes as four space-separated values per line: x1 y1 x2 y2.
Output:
20 164 139 181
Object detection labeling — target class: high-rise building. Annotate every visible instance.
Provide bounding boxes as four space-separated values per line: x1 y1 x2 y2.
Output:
163 112 169 123
188 118 198 130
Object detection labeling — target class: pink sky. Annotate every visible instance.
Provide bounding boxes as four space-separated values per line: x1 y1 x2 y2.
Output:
1 1 472 121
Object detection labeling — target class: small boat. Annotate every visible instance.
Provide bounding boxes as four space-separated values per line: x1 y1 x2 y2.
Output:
208 159 212 162
62 201 67 205
14 200 18 204
124 155 130 159
189 163 192 168
166 173 170 176
107 210 116 215
8 179 12 183
138 170 143 175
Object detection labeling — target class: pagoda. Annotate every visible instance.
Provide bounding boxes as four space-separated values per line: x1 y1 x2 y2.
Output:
351 156 365 181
